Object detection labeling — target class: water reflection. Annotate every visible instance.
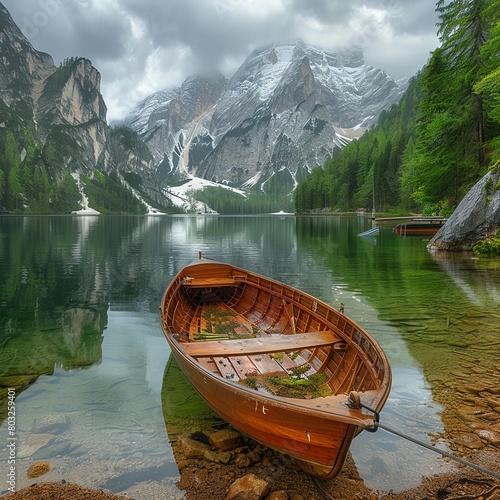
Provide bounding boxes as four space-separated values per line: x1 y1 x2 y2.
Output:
0 217 109 419
0 215 498 495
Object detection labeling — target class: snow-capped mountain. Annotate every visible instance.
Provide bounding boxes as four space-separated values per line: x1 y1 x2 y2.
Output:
126 39 408 194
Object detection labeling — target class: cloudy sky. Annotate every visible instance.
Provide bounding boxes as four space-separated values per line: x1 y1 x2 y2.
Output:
3 0 440 122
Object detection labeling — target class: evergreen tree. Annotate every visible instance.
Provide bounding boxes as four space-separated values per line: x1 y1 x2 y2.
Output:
3 133 21 210
405 0 493 211
0 169 4 205
8 164 22 211
437 0 490 157
474 1 500 164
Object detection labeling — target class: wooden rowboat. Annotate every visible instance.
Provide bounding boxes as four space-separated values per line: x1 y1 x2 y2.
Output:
394 219 446 236
159 253 391 479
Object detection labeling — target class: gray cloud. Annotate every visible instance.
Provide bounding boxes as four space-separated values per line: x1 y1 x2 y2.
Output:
2 0 439 121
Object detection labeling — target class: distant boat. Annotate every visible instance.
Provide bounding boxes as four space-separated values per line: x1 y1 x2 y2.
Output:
394 219 446 236
358 227 380 237
159 253 391 479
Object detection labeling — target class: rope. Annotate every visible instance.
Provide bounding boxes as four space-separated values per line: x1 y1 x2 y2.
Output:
373 421 500 480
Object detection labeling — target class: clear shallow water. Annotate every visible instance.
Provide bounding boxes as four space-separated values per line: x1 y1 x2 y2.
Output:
1 215 499 496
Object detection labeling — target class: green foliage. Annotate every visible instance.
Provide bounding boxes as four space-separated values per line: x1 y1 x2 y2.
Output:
261 169 295 196
191 185 293 214
242 368 332 398
202 308 238 337
50 174 81 213
82 170 146 214
113 126 142 150
407 0 496 209
242 375 258 390
1 132 21 211
474 3 500 164
295 0 500 215
473 236 500 256
42 125 79 173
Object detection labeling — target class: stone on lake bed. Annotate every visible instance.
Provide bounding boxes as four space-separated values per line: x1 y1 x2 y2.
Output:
17 433 54 458
31 439 73 459
456 405 485 422
478 430 500 447
225 473 270 500
454 432 485 449
234 454 252 468
210 428 244 451
203 449 232 464
32 414 69 434
179 436 211 458
27 461 51 478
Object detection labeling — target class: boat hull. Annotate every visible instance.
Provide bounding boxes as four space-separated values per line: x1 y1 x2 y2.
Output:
394 222 444 236
160 256 391 478
169 345 358 478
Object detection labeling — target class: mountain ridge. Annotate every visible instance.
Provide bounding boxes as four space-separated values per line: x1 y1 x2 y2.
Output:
126 39 408 195
1 1 408 214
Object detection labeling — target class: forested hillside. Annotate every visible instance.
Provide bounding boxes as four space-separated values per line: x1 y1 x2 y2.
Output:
295 0 500 216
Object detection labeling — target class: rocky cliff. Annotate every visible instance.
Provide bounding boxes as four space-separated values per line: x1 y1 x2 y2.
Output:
428 170 500 251
0 2 171 212
126 40 408 194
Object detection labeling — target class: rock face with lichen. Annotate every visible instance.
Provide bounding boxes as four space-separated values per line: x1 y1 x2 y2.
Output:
428 171 500 252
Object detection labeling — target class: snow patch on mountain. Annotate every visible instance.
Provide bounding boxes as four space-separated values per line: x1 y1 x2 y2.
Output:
163 176 246 212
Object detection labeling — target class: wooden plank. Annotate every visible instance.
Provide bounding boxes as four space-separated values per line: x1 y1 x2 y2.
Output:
182 331 342 357
229 356 259 378
249 354 284 374
183 277 240 287
197 357 219 374
213 357 239 381
188 305 202 339
279 353 298 370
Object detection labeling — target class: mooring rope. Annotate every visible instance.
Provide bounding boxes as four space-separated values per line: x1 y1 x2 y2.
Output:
347 392 500 481
373 421 500 480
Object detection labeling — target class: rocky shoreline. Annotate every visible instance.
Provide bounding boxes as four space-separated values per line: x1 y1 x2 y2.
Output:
4 424 499 500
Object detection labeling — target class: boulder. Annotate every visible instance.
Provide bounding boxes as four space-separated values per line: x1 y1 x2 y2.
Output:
428 171 500 252
204 449 232 464
225 473 270 500
179 436 211 458
210 428 244 451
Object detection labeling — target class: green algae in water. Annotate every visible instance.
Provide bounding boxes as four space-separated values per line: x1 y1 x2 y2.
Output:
161 354 217 424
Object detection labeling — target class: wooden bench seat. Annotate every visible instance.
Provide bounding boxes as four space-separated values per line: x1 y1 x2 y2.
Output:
181 331 346 357
182 276 241 287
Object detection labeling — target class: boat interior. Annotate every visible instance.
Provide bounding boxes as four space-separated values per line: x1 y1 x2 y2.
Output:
162 264 387 399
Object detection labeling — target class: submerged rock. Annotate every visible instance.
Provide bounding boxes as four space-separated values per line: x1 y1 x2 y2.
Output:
225 473 270 500
428 171 500 252
179 436 211 458
210 428 245 451
32 414 69 434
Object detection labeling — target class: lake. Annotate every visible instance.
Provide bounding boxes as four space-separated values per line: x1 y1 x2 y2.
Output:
1 214 499 497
